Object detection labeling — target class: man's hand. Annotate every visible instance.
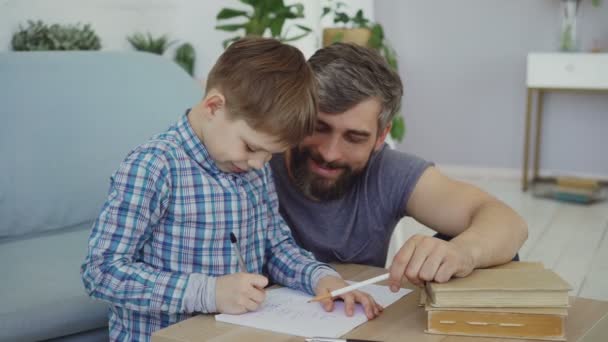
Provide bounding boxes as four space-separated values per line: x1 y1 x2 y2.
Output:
314 275 383 320
388 234 476 290
216 273 268 314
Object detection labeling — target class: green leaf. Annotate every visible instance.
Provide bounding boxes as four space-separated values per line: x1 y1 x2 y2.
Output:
321 7 331 18
281 31 310 42
265 0 285 11
334 12 350 25
216 0 309 47
269 17 286 37
352 9 369 28
383 45 398 71
239 0 262 6
215 24 247 32
127 32 175 54
295 24 312 32
276 5 300 19
217 8 250 20
278 11 298 19
174 43 196 76
368 23 384 49
390 115 405 142
222 36 242 48
592 0 601 7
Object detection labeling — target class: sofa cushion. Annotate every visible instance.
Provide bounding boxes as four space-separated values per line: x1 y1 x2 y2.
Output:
0 51 202 238
0 222 108 341
46 327 108 342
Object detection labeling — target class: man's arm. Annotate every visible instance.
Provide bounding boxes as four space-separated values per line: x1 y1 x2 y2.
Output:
388 167 528 289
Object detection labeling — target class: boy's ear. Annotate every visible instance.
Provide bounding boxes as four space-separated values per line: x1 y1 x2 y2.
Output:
202 93 226 117
374 123 392 151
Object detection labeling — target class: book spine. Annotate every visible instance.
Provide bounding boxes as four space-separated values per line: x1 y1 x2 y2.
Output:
427 311 565 341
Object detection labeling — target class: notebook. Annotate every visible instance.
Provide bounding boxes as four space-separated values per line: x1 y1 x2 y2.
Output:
215 281 411 338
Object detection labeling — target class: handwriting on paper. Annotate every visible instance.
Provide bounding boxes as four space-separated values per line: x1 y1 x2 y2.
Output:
215 281 411 337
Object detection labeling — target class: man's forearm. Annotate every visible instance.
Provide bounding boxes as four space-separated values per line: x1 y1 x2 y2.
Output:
451 200 528 269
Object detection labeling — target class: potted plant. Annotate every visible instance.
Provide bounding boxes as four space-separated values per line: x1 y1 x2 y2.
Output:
174 43 196 76
321 2 371 47
215 0 312 48
126 32 196 77
126 32 176 55
321 3 404 142
12 20 101 51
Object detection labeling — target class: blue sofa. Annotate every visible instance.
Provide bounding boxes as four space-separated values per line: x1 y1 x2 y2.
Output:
0 51 201 341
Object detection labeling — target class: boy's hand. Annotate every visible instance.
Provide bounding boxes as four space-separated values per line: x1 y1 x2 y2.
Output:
216 273 268 314
314 276 383 320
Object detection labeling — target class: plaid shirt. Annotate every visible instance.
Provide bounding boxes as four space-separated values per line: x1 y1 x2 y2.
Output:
81 113 335 341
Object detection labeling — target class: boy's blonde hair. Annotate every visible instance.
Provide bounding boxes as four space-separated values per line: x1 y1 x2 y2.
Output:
206 37 317 146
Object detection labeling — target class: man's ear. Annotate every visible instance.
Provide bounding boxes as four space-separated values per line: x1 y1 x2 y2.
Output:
374 123 392 151
202 92 226 118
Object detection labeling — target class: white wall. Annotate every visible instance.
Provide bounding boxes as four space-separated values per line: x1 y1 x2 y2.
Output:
4 0 605 176
1 0 373 81
375 0 608 177
1 0 181 51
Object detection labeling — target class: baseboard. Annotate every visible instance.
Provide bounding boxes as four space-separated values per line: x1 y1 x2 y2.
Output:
438 165 608 182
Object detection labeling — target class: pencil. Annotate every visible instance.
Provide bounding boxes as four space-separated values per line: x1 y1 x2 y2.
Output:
307 273 390 302
229 232 247 272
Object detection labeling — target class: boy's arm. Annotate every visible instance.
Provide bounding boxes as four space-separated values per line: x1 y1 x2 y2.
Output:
81 152 216 314
263 167 340 295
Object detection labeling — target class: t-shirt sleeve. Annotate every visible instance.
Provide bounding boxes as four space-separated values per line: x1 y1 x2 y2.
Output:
371 146 433 221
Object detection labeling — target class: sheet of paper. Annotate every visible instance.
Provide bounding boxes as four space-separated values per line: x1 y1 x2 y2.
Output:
215 281 411 338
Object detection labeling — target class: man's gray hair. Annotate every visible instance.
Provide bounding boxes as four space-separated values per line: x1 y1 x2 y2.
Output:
308 43 403 131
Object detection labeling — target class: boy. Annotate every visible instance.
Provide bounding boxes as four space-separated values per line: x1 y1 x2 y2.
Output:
81 37 382 341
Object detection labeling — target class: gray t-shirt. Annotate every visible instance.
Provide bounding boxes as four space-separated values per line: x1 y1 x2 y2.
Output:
270 145 432 267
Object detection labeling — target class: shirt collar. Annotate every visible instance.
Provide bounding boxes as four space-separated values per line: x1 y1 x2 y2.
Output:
176 110 222 175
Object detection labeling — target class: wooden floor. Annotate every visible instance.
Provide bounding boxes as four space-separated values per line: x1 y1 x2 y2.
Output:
387 177 608 301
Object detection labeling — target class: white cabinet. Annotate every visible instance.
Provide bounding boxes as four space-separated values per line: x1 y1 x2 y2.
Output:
527 53 608 90
522 53 608 191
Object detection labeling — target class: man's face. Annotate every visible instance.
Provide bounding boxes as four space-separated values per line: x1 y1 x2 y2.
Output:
290 98 387 200
198 108 288 173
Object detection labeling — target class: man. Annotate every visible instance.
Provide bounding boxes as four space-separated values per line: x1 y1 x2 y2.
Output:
270 43 528 293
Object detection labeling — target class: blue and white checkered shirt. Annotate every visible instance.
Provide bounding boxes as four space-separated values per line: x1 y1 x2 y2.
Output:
81 113 337 341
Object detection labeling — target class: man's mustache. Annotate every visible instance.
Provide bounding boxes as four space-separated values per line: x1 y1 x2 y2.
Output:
307 151 349 171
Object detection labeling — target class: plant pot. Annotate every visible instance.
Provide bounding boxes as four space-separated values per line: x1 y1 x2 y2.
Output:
322 28 371 47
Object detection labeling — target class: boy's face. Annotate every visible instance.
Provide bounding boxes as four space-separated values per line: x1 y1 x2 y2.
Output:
197 97 288 173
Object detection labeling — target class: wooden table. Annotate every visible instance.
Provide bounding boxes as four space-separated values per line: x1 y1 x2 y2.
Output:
153 264 608 342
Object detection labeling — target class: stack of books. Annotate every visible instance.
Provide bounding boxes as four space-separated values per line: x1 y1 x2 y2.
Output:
533 177 604 204
553 177 602 204
422 262 572 341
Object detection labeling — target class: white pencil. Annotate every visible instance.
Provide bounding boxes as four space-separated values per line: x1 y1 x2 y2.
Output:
307 273 390 302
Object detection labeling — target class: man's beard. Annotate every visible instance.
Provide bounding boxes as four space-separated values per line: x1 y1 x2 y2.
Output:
289 146 366 201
